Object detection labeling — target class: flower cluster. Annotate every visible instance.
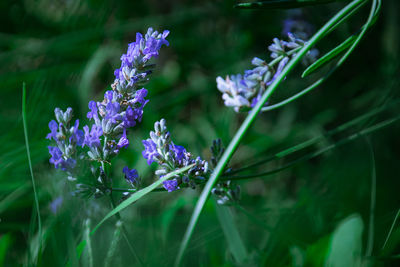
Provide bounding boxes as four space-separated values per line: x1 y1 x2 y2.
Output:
142 119 210 192
46 108 84 174
83 28 170 163
47 28 169 195
216 33 318 113
84 88 148 162
113 28 169 94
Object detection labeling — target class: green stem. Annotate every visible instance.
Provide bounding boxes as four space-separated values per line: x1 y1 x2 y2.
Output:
22 83 42 258
174 0 368 265
365 138 376 258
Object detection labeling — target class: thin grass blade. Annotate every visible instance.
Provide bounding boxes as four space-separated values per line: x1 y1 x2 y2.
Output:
215 202 248 264
235 0 341 9
22 82 42 262
91 163 195 234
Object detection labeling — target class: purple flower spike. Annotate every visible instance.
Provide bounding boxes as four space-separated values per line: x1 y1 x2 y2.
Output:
142 138 159 165
163 179 179 193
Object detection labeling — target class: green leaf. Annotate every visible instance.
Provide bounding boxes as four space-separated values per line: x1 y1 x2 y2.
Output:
235 0 343 9
324 214 364 267
215 202 248 264
302 35 358 78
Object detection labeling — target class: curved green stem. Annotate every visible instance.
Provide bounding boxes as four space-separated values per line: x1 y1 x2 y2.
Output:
174 1 369 265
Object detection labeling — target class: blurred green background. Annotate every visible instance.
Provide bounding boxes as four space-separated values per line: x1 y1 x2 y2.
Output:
0 0 399 266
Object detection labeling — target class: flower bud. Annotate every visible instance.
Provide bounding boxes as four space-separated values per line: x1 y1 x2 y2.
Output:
160 118 166 132
64 107 73 124
154 121 161 134
54 108 64 124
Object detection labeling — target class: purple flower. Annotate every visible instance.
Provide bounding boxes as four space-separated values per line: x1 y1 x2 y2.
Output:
114 28 170 84
132 88 149 106
69 119 84 146
105 102 122 124
105 90 114 102
48 146 63 167
46 120 58 140
87 101 99 123
170 143 187 165
142 138 159 165
163 179 179 192
267 56 289 86
123 104 145 128
48 146 76 171
123 166 139 184
83 125 103 148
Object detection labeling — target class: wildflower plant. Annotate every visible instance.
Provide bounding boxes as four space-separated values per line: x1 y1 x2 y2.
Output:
46 28 170 199
40 0 386 266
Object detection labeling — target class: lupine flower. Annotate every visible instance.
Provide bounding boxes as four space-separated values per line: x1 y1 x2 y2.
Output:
216 32 318 112
142 119 209 192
